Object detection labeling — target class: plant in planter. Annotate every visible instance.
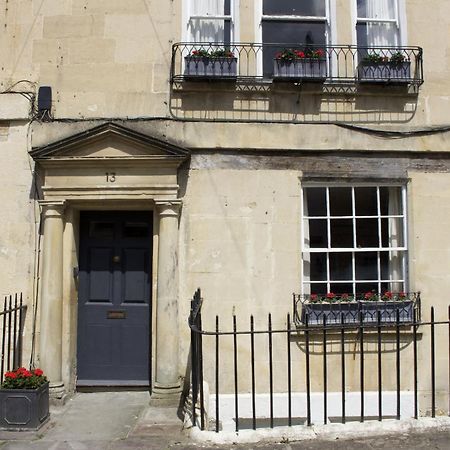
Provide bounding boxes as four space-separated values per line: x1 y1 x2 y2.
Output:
184 48 238 79
273 48 327 81
358 51 411 83
0 367 49 430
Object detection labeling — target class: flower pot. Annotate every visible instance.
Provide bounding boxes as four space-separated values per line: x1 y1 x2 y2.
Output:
361 300 414 324
357 61 411 83
184 56 237 79
302 302 360 325
0 381 49 430
273 58 327 81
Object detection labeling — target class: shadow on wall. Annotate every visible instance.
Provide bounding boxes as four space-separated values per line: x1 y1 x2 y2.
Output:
170 82 419 124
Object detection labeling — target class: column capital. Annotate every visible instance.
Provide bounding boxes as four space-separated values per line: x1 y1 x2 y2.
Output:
39 200 65 218
155 200 182 218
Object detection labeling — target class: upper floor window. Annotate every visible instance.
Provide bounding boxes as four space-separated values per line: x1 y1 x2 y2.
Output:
261 0 331 77
356 0 401 47
187 0 235 44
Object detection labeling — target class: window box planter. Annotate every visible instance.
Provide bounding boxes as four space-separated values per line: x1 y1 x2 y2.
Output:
357 61 411 83
301 300 414 326
301 302 360 325
361 300 414 324
184 56 238 79
0 381 49 430
273 58 327 82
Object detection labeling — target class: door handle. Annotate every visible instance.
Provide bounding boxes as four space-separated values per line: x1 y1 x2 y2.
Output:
113 255 120 263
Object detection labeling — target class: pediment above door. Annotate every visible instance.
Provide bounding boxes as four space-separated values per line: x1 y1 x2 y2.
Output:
30 122 190 202
30 122 190 164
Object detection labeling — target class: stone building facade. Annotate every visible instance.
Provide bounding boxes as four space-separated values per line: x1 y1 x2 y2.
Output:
0 0 449 412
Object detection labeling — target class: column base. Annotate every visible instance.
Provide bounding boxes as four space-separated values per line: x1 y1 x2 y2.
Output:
150 381 182 406
49 381 68 405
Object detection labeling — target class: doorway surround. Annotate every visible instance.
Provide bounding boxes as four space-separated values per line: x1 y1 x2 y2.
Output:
30 122 189 398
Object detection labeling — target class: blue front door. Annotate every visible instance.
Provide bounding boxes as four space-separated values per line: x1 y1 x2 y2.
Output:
77 211 152 385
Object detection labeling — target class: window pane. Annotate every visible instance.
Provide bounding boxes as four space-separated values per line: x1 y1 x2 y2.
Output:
330 252 352 280
304 187 327 216
380 186 402 215
190 18 230 43
308 283 327 295
357 23 399 48
355 187 377 216
330 283 353 295
357 0 397 20
356 218 379 247
355 252 378 280
307 219 327 248
309 253 327 281
264 0 326 16
262 21 326 77
381 218 404 247
329 187 352 216
192 0 229 15
356 283 378 294
331 219 353 247
123 222 150 238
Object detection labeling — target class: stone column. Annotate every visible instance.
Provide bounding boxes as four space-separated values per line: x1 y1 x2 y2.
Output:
153 201 182 398
39 201 65 398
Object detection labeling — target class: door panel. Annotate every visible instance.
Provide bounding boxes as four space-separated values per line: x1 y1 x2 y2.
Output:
77 211 152 385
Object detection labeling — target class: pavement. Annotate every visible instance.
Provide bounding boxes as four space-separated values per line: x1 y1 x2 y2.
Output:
0 391 448 449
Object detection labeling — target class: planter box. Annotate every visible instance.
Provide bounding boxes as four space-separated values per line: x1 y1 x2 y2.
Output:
184 56 237 79
302 302 360 325
0 382 49 430
273 58 327 81
361 300 414 324
301 300 414 325
357 61 411 83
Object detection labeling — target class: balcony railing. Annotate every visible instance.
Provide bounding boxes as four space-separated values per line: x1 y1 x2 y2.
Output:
171 42 423 86
293 292 421 326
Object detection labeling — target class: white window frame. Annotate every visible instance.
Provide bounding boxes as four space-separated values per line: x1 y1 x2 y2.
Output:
256 0 336 76
352 0 407 47
301 183 408 296
183 0 239 43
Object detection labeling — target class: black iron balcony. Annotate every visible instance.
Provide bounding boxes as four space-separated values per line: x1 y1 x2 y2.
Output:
171 42 423 86
293 292 421 327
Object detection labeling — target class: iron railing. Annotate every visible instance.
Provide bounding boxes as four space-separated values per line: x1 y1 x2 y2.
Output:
171 43 424 85
189 288 449 433
293 292 421 326
0 294 27 383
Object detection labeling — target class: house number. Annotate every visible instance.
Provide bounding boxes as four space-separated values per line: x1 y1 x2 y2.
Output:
106 172 116 182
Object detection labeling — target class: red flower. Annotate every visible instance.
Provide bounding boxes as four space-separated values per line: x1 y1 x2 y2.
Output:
364 291 374 300
315 49 325 57
398 291 407 298
326 292 336 299
275 52 282 60
4 372 17 379
341 293 349 300
310 294 318 302
383 291 393 299
294 50 305 58
34 368 44 377
17 367 32 378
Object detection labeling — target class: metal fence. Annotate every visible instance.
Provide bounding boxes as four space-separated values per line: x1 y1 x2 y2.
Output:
171 43 424 85
0 294 27 383
189 288 449 433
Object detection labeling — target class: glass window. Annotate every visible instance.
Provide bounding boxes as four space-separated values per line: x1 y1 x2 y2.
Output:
188 0 234 44
356 0 400 48
302 185 407 296
261 0 329 77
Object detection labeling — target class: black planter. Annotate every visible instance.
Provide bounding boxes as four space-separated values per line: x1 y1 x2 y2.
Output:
302 302 360 325
0 382 49 430
361 300 414 324
357 61 411 83
273 58 327 81
184 56 238 79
